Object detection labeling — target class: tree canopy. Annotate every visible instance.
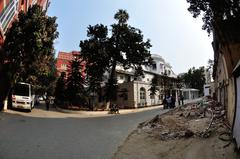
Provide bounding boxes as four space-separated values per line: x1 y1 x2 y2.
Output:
66 55 85 105
187 0 240 35
0 5 58 110
149 75 159 96
3 4 58 88
54 72 66 105
114 9 129 24
181 67 205 94
80 9 152 102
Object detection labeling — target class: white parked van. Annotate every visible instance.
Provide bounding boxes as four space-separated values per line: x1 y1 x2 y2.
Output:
12 82 35 111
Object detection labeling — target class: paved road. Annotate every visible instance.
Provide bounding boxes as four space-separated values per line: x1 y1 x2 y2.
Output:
0 104 168 159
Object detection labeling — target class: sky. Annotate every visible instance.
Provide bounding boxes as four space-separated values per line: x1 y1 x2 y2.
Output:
47 0 213 74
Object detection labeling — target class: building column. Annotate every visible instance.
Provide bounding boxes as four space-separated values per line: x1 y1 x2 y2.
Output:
189 90 191 100
3 99 7 111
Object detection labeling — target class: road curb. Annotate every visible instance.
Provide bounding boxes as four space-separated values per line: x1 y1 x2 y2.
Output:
56 106 108 115
56 105 163 115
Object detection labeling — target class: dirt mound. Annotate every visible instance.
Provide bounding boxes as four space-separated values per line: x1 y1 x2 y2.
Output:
138 98 230 141
113 98 239 159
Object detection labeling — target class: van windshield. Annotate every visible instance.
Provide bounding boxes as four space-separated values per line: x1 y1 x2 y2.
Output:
13 84 30 96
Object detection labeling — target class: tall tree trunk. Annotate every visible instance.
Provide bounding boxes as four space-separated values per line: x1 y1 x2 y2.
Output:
106 60 117 109
0 61 16 111
0 70 11 111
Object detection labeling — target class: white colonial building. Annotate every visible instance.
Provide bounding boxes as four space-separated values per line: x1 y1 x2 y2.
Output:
143 54 176 78
115 54 176 84
97 54 178 108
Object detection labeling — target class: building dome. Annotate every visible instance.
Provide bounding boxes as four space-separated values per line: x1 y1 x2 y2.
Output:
151 54 165 63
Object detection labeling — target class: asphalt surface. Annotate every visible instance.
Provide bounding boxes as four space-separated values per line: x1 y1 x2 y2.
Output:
0 104 168 159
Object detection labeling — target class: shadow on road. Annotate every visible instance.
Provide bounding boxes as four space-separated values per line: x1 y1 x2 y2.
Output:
34 102 58 112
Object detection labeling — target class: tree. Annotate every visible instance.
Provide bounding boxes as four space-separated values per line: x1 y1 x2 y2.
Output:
206 59 213 81
149 73 178 99
207 59 213 71
182 67 206 94
176 76 184 90
80 9 152 104
149 75 159 96
159 74 176 97
54 72 66 105
187 0 240 82
0 5 58 110
186 0 240 35
66 55 85 105
32 56 57 95
114 9 129 24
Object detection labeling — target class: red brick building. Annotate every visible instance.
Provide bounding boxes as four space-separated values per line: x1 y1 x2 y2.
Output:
56 51 86 78
0 0 49 45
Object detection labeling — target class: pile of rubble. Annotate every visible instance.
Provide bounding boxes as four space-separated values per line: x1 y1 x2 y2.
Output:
138 98 230 141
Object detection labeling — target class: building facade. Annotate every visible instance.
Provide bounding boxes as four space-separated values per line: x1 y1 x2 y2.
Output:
0 0 49 44
203 68 214 97
55 51 85 78
115 54 177 84
96 54 179 108
181 88 199 100
212 18 240 148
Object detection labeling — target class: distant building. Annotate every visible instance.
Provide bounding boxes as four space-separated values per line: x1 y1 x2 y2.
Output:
0 0 49 45
204 68 212 84
95 54 179 108
177 72 201 100
181 88 199 100
203 68 214 97
55 51 85 78
143 54 177 78
115 54 177 84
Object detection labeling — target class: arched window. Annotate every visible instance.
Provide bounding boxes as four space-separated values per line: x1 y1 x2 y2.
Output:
140 87 146 100
152 62 156 70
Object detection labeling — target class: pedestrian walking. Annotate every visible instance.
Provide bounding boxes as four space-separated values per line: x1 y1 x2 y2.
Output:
162 97 167 109
180 94 184 105
166 96 171 109
171 95 176 108
178 95 181 106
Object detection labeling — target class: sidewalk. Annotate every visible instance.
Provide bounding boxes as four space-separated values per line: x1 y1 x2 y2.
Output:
2 98 202 119
55 98 202 116
56 105 164 116
3 104 164 119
